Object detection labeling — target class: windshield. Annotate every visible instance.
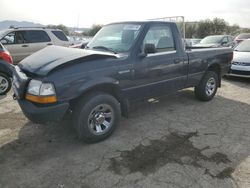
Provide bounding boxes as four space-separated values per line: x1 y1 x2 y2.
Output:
200 36 223 44
234 40 250 52
87 23 142 53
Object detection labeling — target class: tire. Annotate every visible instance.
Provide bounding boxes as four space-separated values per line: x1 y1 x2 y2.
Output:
0 72 11 95
194 71 218 101
73 92 121 143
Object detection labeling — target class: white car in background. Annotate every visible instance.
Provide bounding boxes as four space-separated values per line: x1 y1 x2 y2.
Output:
229 39 250 78
0 28 70 64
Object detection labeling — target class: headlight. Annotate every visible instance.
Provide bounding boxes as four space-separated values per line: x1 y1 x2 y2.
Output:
26 79 57 104
40 83 56 96
27 80 56 96
27 80 42 95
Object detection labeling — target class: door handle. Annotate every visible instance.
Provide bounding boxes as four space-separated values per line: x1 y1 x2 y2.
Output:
22 44 29 47
47 43 53 46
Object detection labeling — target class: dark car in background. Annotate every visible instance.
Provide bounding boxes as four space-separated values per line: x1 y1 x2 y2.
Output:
194 35 235 48
234 33 250 44
0 42 13 95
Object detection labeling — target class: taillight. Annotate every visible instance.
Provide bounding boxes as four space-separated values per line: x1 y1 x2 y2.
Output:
0 51 13 64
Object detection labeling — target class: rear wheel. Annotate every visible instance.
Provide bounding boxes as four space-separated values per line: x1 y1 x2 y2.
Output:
0 72 11 95
195 71 218 101
73 92 121 143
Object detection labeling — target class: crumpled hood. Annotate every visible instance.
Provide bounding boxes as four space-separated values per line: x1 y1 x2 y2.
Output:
19 46 117 76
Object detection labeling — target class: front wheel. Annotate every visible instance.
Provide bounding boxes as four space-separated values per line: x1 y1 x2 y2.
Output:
73 92 121 143
0 72 11 95
195 71 218 101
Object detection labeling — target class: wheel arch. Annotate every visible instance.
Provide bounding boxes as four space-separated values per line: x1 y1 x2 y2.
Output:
70 82 129 117
206 63 221 87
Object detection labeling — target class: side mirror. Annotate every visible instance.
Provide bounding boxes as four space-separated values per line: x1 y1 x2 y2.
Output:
144 43 156 54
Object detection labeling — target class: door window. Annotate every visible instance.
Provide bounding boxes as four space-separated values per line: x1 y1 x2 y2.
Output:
222 37 228 43
227 36 233 42
52 30 68 41
143 25 175 53
1 32 15 44
26 30 51 43
1 31 28 44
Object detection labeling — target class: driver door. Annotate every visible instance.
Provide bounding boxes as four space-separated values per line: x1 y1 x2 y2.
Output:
132 23 186 98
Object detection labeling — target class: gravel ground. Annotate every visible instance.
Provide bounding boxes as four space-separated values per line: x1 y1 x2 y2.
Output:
0 77 249 188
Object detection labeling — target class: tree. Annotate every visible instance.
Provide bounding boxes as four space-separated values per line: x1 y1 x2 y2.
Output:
211 18 228 35
196 19 213 38
47 24 69 35
83 24 102 36
185 23 198 38
227 24 240 36
241 28 250 33
195 18 230 38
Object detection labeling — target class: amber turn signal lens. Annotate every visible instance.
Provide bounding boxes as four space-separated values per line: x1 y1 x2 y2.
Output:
25 94 57 104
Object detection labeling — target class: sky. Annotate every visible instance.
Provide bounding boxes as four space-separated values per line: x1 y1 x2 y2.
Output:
0 0 250 28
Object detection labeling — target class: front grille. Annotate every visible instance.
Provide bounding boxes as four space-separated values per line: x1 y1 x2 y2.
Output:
232 61 250 66
230 70 250 76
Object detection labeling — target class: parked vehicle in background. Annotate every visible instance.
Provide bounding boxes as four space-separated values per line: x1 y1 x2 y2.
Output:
228 39 250 78
194 35 235 48
70 38 92 49
12 21 233 143
185 38 201 47
70 41 89 49
234 33 250 44
0 28 70 64
0 42 13 95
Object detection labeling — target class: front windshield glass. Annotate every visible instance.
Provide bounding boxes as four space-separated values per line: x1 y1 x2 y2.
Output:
234 40 250 52
87 23 142 53
200 36 223 44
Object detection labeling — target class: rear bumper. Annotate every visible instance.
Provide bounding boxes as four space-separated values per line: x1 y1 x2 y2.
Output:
18 100 70 124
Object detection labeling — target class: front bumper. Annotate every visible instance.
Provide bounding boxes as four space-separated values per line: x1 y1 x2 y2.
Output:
228 65 250 78
18 100 70 124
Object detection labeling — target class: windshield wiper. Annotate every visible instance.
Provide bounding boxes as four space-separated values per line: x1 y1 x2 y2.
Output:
92 46 117 54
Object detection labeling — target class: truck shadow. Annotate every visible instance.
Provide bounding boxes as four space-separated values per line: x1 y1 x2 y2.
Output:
0 90 249 187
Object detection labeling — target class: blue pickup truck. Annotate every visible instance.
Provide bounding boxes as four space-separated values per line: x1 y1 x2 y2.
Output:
12 21 233 143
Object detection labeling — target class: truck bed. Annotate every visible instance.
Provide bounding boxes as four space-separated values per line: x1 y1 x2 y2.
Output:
185 47 233 87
